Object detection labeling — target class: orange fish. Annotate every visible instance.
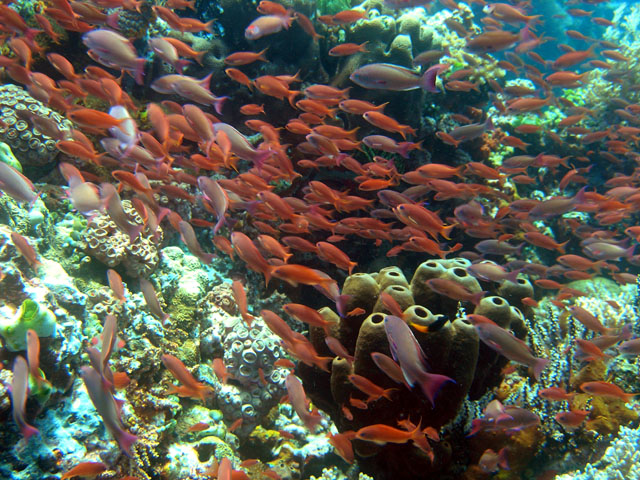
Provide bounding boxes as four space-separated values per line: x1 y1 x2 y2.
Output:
231 280 254 326
329 42 368 56
580 381 637 402
363 111 416 139
271 264 336 289
162 354 213 401
61 462 107 479
10 232 41 270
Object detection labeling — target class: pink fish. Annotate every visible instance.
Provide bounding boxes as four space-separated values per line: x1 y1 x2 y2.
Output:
26 329 48 387
350 63 446 92
148 37 190 74
178 220 215 264
197 176 228 233
82 29 145 84
469 399 540 436
139 277 170 324
245 14 294 40
11 356 40 441
80 365 137 454
212 123 273 169
362 135 421 159
285 373 322 431
99 183 143 243
467 315 549 380
383 315 454 406
478 447 509 473
0 161 37 204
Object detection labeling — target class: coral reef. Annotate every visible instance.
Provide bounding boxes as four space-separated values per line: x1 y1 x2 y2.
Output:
84 200 163 278
0 84 71 171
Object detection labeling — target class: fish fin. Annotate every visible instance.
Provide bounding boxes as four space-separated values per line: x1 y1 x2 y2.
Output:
497 447 510 470
335 294 351 318
174 59 191 74
532 357 549 381
117 429 138 456
20 423 40 442
418 372 454 407
133 58 146 86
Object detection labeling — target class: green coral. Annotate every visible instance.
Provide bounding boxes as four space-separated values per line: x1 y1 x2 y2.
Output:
0 142 22 172
0 299 56 351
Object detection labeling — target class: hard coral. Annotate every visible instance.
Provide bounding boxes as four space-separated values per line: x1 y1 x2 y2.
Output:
84 200 163 277
0 84 72 170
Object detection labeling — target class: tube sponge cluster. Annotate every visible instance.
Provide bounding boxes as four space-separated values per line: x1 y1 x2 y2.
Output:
299 258 535 476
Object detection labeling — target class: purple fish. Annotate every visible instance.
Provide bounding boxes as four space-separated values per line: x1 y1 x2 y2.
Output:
350 63 445 92
468 316 549 380
583 242 634 261
11 356 39 441
0 161 37 204
80 365 137 455
469 399 539 436
384 315 454 406
285 373 322 431
475 239 524 256
449 117 494 142
139 277 170 323
384 0 435 9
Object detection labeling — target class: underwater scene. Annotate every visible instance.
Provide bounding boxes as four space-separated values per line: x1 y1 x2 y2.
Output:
2 0 640 478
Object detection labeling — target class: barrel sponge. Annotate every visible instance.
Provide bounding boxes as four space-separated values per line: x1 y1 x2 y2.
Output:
0 299 56 351
375 266 409 291
497 276 534 310
386 34 414 67
372 284 414 314
349 13 397 46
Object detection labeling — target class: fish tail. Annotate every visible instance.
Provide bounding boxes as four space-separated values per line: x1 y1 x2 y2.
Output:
287 90 300 108
213 96 228 116
469 291 487 306
20 422 40 442
556 240 569 254
497 447 510 470
133 58 146 86
505 269 521 284
194 50 206 66
382 388 397 401
440 223 455 240
175 59 191 75
257 47 269 62
24 27 43 42
116 429 138 456
263 265 274 288
619 324 633 340
418 372 454 407
335 294 351 317
531 357 549 381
